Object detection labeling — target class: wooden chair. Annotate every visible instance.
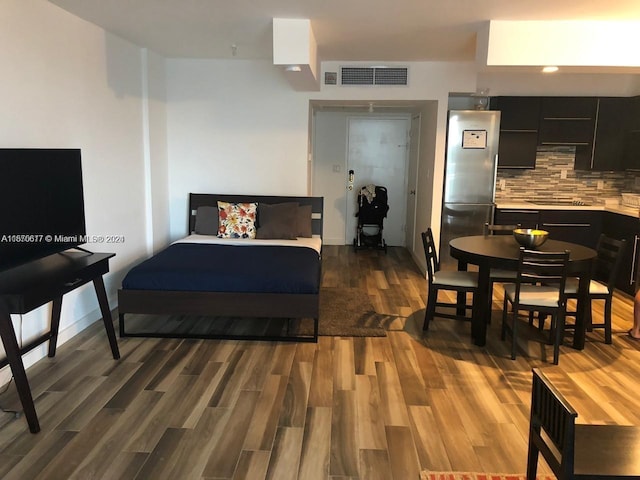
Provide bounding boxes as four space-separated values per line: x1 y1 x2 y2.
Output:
527 368 640 480
501 248 569 364
421 228 478 331
563 234 626 344
484 222 521 293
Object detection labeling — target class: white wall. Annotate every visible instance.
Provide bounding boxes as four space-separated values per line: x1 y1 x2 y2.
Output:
165 59 478 242
166 59 311 239
145 50 171 253
0 1 160 384
312 111 350 245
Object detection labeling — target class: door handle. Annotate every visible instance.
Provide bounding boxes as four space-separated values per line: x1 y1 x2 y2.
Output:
348 169 354 191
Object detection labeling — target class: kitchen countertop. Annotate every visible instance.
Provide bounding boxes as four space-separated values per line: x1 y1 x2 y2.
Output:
496 201 639 218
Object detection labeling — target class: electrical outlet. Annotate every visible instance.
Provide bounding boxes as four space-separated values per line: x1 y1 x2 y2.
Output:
560 169 567 180
597 180 604 190
499 179 506 190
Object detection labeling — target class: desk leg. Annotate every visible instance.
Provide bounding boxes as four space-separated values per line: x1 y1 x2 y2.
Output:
0 309 40 433
47 296 63 358
473 265 491 346
93 276 120 360
572 273 590 350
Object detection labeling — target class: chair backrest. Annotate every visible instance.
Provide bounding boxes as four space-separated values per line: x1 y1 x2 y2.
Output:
529 368 578 478
421 228 439 284
592 234 626 289
513 248 570 308
483 223 521 236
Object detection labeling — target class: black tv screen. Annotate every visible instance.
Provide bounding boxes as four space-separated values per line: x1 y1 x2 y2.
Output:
0 148 87 271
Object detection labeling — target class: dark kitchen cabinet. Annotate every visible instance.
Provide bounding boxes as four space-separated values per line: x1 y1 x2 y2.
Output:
602 212 640 295
538 97 598 169
494 208 540 229
490 96 540 169
579 97 631 171
623 96 640 172
538 210 601 249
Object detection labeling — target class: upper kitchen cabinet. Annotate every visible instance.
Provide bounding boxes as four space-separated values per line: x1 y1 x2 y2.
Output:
588 97 632 171
623 95 640 172
490 96 540 169
538 97 598 169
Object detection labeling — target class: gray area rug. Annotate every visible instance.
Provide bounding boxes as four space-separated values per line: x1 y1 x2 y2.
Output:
304 287 399 337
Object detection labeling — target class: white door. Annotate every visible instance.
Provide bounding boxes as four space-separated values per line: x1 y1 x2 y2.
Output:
345 117 410 246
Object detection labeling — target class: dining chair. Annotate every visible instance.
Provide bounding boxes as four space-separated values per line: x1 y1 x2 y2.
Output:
501 248 569 364
527 368 640 480
563 234 626 344
421 228 478 331
484 223 522 297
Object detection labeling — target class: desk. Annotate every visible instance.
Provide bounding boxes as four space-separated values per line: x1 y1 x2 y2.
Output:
0 251 120 433
449 236 596 349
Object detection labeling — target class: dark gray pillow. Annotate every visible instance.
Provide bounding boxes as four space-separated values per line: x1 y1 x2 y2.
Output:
256 202 299 239
194 206 219 235
296 204 313 237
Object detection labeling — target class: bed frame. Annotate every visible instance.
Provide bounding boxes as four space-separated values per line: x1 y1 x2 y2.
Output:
117 193 324 342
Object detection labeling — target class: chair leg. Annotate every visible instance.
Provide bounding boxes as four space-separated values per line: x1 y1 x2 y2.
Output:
501 296 508 341
423 287 437 331
511 310 518 360
552 313 565 365
604 297 612 344
586 299 594 332
526 429 540 480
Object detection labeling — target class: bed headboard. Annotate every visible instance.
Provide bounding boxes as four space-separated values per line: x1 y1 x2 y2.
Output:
188 193 324 238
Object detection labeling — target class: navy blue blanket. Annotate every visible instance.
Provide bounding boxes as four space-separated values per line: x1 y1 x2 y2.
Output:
122 243 320 294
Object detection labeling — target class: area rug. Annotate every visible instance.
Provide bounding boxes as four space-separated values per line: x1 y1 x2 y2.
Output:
296 287 400 337
420 473 555 480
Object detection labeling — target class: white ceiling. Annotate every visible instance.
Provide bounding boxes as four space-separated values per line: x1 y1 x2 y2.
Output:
48 0 640 62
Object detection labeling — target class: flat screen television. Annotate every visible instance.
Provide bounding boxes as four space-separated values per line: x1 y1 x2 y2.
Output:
0 148 87 271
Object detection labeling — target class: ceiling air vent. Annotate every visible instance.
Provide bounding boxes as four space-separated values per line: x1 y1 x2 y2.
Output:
340 66 408 86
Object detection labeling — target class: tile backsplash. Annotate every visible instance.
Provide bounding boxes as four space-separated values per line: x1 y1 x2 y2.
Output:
495 147 640 203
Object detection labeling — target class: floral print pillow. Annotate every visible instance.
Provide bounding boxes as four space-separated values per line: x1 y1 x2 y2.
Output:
217 201 258 239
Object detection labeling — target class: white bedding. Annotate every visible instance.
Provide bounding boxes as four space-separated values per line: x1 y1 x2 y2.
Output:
174 234 322 255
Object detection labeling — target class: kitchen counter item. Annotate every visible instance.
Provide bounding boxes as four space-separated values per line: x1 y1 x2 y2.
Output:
621 193 640 208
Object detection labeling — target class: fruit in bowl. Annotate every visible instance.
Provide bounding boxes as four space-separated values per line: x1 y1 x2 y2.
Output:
513 228 549 249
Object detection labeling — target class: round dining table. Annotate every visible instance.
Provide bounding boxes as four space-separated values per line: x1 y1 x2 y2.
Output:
449 235 597 349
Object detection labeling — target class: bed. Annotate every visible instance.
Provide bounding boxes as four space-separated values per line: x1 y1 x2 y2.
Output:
117 193 324 342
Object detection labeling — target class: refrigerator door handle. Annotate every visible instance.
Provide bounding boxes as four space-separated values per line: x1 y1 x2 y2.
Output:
491 154 498 203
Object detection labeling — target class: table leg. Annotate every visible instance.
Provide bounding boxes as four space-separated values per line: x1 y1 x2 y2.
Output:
47 296 63 358
93 276 120 360
456 260 469 315
0 308 40 433
572 273 590 350
472 265 491 346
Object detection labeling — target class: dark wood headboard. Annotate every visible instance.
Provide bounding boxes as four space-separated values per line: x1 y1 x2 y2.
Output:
188 193 324 238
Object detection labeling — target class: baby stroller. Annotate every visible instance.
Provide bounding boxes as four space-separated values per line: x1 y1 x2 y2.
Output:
353 185 389 252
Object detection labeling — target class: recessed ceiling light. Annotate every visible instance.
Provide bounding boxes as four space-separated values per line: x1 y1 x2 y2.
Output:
285 65 302 72
542 66 559 73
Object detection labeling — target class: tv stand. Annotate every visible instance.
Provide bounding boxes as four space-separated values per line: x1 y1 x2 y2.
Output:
68 246 94 255
0 252 119 433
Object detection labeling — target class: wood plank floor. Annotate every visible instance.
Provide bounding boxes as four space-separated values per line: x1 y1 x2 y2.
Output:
1 245 639 479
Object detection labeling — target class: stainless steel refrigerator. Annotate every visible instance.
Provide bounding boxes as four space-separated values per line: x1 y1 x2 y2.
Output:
440 110 501 269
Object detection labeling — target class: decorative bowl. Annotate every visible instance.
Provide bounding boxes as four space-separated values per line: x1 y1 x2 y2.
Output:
513 228 549 249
